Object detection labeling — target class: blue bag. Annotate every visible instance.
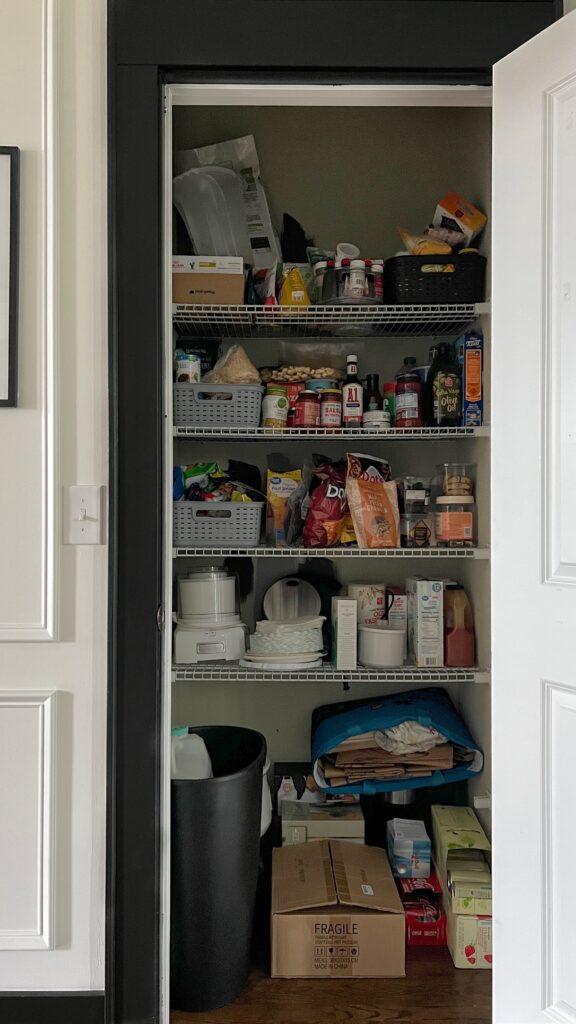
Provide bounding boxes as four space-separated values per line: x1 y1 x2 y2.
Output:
311 687 483 795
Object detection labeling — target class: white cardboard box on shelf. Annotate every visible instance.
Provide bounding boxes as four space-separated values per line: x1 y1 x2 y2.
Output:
331 597 357 670
406 577 444 667
172 255 244 305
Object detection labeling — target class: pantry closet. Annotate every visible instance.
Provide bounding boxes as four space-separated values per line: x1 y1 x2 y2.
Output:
163 85 492 1014
108 3 575 1023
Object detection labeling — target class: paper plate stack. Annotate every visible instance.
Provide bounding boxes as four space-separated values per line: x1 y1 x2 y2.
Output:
241 616 325 671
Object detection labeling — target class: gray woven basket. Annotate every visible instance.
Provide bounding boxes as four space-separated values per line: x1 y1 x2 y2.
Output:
173 501 264 548
173 383 263 428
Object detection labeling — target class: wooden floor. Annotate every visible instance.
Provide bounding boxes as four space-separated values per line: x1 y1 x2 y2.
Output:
171 948 492 1024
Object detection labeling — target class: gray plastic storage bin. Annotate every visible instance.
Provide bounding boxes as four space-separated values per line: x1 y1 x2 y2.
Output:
170 726 266 1012
173 501 264 548
174 383 263 428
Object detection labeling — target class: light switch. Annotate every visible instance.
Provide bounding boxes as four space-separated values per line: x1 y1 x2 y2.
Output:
63 485 105 545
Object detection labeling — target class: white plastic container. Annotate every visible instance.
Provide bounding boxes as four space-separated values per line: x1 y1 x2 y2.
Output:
172 165 252 262
358 624 406 668
178 567 237 622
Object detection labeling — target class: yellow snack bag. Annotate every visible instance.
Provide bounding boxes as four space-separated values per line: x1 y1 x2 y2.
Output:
279 267 310 307
267 469 302 547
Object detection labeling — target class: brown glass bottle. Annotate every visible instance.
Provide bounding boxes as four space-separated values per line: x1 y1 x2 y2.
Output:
364 373 383 412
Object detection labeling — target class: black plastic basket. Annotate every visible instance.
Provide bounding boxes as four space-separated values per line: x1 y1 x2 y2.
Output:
383 254 486 305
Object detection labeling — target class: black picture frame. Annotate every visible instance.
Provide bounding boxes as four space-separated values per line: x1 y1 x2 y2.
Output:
0 145 19 407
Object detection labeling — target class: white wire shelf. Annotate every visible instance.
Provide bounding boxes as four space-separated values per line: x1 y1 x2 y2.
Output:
173 546 489 559
172 664 490 684
173 425 490 440
172 302 490 339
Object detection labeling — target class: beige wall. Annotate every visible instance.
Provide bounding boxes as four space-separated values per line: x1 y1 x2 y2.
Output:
0 0 107 990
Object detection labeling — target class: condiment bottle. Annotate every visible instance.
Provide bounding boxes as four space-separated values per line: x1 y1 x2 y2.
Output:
342 354 364 426
383 381 396 426
364 374 383 412
425 342 462 427
444 584 475 667
395 356 422 427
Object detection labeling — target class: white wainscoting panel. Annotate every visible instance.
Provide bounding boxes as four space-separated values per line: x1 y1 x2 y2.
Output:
543 681 576 1023
543 75 576 585
0 692 56 949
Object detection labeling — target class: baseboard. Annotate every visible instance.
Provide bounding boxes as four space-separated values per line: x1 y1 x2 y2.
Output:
0 992 105 1024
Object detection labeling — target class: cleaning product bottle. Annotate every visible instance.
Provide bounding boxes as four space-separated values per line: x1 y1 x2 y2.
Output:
444 584 475 667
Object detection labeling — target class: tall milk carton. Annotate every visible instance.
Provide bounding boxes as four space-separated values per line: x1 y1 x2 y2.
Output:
406 577 444 667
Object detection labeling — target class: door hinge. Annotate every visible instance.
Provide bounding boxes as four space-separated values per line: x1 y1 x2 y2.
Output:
156 604 166 632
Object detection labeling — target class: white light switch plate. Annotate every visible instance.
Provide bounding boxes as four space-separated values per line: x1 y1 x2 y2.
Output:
63 485 105 545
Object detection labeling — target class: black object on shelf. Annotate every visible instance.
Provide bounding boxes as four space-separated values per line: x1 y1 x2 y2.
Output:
170 726 266 1013
384 253 486 305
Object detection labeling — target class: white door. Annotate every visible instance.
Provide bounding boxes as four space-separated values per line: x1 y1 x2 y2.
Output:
492 10 576 1024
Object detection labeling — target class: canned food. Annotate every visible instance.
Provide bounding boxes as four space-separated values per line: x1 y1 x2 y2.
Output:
263 385 289 428
320 389 342 428
293 389 321 428
275 380 306 409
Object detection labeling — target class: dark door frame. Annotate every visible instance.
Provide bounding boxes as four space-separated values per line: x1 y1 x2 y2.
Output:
105 3 560 1022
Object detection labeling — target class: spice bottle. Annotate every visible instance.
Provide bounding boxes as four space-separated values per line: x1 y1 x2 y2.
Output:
342 354 364 426
395 356 422 428
425 342 462 427
364 374 383 412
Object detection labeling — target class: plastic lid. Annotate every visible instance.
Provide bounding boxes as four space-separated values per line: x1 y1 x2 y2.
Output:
267 384 287 392
347 354 358 361
321 389 342 396
436 496 475 505
314 261 327 272
350 259 365 268
300 390 320 397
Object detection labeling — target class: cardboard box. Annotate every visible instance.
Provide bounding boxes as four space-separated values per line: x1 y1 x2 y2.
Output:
281 801 365 845
331 597 357 670
397 873 447 946
433 192 487 246
387 818 431 878
431 805 492 916
386 586 407 660
457 332 484 427
446 909 492 969
271 840 405 978
172 255 244 305
406 577 444 667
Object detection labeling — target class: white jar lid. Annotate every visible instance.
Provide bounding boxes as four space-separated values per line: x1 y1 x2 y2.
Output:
350 259 365 269
436 495 475 505
314 261 327 272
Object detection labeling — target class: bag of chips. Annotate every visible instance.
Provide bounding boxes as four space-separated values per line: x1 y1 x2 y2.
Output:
345 453 400 549
303 462 355 548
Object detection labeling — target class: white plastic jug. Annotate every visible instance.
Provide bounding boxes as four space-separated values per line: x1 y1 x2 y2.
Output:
171 732 213 780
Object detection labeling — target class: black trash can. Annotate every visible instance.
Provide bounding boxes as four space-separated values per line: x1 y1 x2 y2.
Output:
170 726 266 1013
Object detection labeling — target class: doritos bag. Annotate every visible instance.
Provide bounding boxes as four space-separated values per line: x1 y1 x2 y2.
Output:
303 462 355 548
345 452 400 549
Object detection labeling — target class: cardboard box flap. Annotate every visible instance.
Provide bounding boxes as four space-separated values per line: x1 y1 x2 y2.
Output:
272 840 338 914
329 840 404 914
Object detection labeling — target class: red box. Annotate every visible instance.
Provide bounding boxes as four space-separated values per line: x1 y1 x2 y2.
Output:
397 873 447 946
